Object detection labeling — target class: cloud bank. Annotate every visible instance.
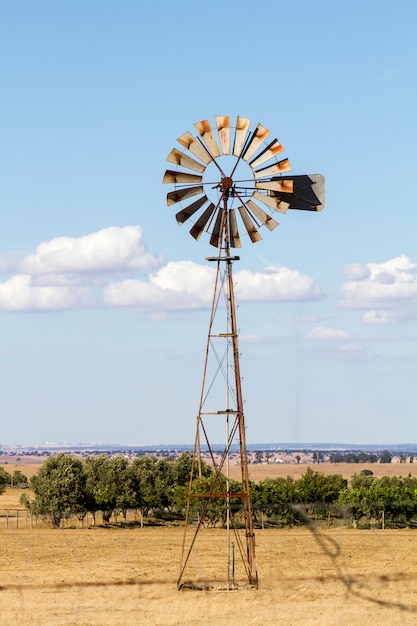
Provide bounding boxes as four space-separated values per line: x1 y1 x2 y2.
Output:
339 255 417 324
0 226 323 313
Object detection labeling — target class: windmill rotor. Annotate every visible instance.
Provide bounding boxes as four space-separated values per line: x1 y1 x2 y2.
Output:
163 115 325 249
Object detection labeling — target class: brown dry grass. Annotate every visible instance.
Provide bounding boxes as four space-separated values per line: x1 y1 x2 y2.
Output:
235 461 417 483
1 523 417 625
2 458 417 624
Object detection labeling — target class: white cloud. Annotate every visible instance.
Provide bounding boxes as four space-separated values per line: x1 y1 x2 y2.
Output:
307 326 351 341
339 254 417 323
104 261 215 311
104 262 322 311
21 226 164 275
0 275 96 312
235 266 322 302
362 310 403 325
340 262 371 281
104 278 207 311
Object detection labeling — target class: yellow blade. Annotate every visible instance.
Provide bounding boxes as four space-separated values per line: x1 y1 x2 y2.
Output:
238 205 262 243
255 179 294 193
163 170 203 184
245 199 279 231
229 208 242 248
175 195 208 225
242 123 270 162
167 186 204 206
177 131 213 164
166 148 206 173
215 115 230 155
209 209 224 248
249 139 284 169
190 203 217 240
194 120 220 158
252 190 289 214
233 116 251 157
253 158 291 178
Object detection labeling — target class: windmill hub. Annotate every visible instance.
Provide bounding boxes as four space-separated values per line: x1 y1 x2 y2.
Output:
221 176 234 196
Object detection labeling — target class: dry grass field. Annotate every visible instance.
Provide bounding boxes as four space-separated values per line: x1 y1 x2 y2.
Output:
1 522 417 624
231 460 417 482
1 457 417 624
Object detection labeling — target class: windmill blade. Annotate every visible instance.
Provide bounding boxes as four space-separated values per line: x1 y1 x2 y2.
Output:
238 205 262 243
209 208 224 248
175 195 209 225
271 174 325 211
229 209 242 248
167 186 204 206
252 190 290 214
241 123 270 162
255 179 294 193
190 203 217 240
177 131 213 164
166 148 206 173
194 120 221 158
215 115 231 155
246 199 279 231
249 139 284 169
233 116 251 157
253 158 291 178
163 170 203 184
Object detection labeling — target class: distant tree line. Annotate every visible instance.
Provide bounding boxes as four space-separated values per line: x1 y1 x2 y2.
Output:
329 451 379 463
4 453 416 530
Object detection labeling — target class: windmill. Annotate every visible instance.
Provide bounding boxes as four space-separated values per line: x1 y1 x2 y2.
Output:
163 116 325 590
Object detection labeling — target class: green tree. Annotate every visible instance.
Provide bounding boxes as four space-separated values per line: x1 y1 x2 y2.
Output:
295 468 347 513
252 476 297 525
130 455 174 520
0 466 11 494
380 450 392 463
83 455 135 523
170 451 212 487
11 469 28 487
29 454 88 528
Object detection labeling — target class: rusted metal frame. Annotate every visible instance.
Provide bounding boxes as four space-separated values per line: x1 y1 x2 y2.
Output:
199 290 231 412
177 417 240 587
226 254 258 586
201 338 237 411
198 406 240 488
233 189 262 230
232 519 251 580
179 426 201 582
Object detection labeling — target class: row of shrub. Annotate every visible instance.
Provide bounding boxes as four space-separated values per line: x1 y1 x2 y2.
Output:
3 453 417 529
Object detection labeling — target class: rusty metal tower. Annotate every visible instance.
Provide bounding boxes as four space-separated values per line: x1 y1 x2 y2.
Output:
163 116 325 590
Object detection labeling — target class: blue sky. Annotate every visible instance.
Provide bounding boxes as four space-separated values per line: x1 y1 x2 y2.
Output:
1 0 416 446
